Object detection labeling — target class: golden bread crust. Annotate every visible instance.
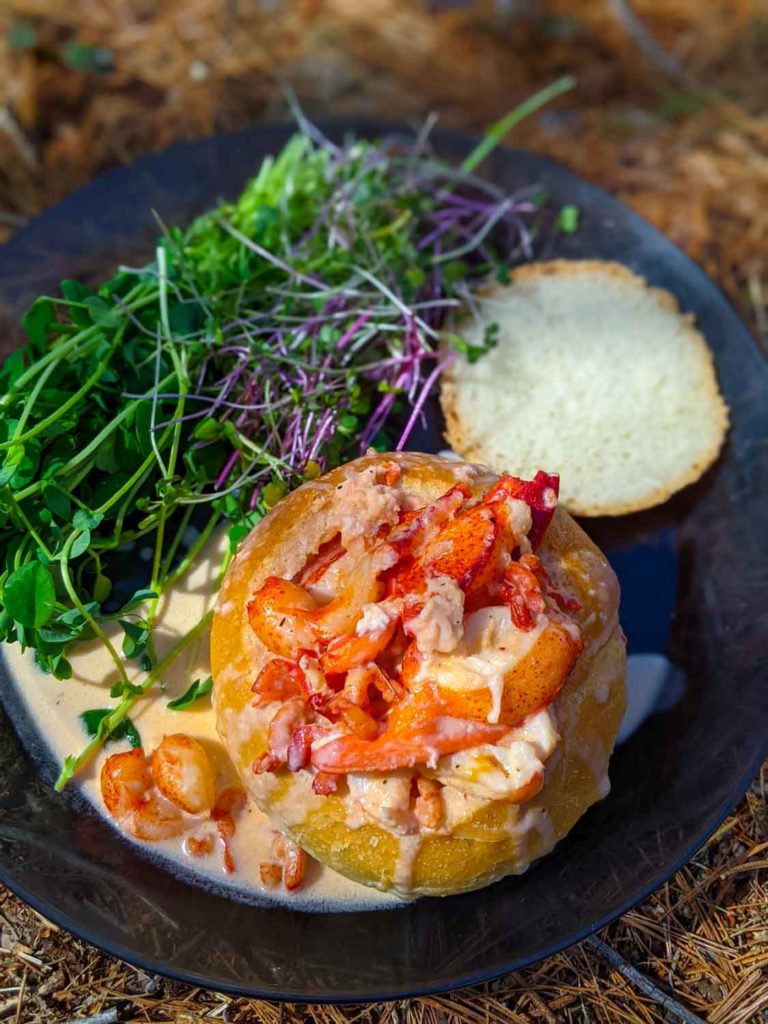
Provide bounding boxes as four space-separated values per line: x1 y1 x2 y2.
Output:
211 451 626 896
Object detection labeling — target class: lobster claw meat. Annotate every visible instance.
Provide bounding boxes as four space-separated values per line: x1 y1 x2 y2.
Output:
310 713 509 774
388 484 470 556
252 658 309 705
482 471 559 550
392 502 504 602
247 578 319 659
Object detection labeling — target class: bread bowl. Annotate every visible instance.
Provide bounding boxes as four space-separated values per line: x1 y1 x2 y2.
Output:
211 451 626 896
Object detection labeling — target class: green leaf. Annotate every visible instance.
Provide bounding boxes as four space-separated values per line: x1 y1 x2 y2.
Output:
337 413 358 437
404 266 425 290
83 296 122 329
0 349 25 390
193 417 222 441
117 588 158 613
369 430 391 453
483 321 500 352
0 608 13 641
60 280 93 327
0 445 25 487
556 204 580 234
443 331 484 365
3 563 56 629
52 656 72 680
9 438 40 489
94 435 121 473
58 605 97 628
494 262 512 285
120 618 149 659
167 675 213 711
72 508 103 532
120 618 148 643
80 708 142 748
70 529 91 558
261 480 287 510
168 301 205 336
42 482 72 520
38 627 75 644
21 297 54 347
93 574 112 603
109 680 144 699
442 260 469 285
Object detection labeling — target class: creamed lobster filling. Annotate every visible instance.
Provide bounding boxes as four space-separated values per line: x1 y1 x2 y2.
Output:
247 463 583 836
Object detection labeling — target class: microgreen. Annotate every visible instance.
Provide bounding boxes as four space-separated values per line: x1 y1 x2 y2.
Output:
557 204 580 233
3 563 56 629
0 93 569 786
167 675 213 711
80 708 142 749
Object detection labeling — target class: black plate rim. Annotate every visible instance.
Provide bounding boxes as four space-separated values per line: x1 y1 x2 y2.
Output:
0 739 765 1004
0 117 765 1002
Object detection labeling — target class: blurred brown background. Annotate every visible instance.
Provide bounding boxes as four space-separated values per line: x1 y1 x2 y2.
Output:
0 0 767 337
0 2 766 1022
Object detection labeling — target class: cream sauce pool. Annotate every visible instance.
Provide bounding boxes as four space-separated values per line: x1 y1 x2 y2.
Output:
1 536 399 912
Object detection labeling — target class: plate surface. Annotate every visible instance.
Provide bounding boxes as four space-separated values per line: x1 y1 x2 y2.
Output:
0 120 766 1002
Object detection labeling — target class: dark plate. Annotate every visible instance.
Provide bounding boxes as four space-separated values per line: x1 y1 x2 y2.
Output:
0 120 766 1003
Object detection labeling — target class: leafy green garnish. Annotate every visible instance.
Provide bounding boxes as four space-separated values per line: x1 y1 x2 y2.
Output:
167 675 213 711
80 708 142 749
2 563 56 629
461 76 575 174
557 204 580 234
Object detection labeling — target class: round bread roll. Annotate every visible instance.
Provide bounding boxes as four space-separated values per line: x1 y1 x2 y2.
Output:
211 451 626 897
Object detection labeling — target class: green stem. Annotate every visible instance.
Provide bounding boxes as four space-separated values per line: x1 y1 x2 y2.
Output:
109 465 156 544
162 509 222 593
11 370 178 505
6 358 59 441
95 452 158 518
59 533 129 686
54 608 213 790
5 493 55 561
148 348 188 625
67 370 177 476
0 329 125 450
156 504 194 583
461 76 576 174
1 323 102 403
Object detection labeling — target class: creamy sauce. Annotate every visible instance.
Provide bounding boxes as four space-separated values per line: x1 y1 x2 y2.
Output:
1 537 398 912
393 835 422 891
415 606 547 722
405 575 465 654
